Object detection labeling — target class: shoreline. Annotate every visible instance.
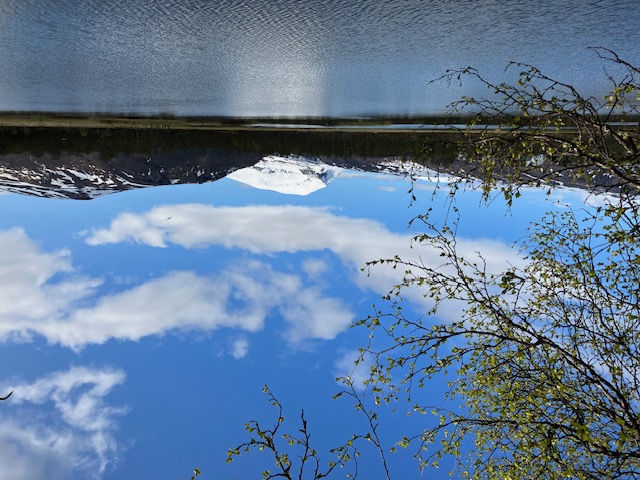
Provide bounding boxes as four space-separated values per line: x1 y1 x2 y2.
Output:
0 112 637 133
0 112 470 132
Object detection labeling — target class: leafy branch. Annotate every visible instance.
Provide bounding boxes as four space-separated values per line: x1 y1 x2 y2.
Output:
423 48 640 204
361 201 640 478
227 385 360 479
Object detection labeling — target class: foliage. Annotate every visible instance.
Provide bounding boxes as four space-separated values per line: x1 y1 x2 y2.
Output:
428 47 640 204
232 50 640 479
363 197 640 478
226 385 361 479
358 49 640 479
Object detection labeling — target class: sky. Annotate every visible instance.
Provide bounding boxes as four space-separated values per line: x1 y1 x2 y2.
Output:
0 162 599 480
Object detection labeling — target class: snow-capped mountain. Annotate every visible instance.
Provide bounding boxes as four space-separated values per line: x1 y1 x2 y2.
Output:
0 147 614 200
0 149 264 200
0 157 149 199
226 155 342 195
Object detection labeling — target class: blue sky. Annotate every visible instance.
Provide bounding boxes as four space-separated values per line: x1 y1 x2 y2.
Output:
0 166 598 479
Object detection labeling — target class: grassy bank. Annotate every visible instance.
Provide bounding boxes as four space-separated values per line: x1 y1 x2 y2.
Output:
0 112 637 132
0 112 473 132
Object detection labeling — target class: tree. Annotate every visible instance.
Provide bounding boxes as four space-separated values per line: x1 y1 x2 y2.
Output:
425 47 640 203
359 48 640 479
226 384 365 479
232 49 640 479
363 199 640 478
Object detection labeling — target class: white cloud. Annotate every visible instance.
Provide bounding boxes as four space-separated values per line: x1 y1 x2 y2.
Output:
543 185 614 209
230 337 249 359
84 204 522 303
85 205 376 253
0 234 352 348
0 208 521 350
44 270 265 347
0 227 354 348
0 366 126 480
280 287 355 344
101 262 352 347
0 229 100 343
301 258 328 279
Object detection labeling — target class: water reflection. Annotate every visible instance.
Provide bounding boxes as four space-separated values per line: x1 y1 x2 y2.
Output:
0 127 434 198
0 127 606 479
0 133 521 349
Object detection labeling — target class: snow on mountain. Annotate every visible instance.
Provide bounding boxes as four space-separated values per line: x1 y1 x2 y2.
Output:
374 158 454 182
0 149 262 200
226 155 342 196
0 149 610 201
0 163 150 199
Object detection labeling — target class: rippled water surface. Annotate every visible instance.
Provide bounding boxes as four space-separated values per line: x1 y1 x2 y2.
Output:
1 0 639 116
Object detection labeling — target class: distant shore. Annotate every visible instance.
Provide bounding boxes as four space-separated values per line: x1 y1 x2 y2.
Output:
0 112 471 132
0 111 636 134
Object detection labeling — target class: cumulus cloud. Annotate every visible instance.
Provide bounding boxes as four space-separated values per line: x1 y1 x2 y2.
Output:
301 258 328 279
0 207 521 349
0 229 100 342
84 205 377 253
230 337 249 359
280 287 355 343
84 204 522 302
0 232 352 348
0 366 126 480
43 269 266 347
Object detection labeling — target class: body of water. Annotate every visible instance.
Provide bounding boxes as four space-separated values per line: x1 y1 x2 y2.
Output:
1 0 639 117
0 127 594 479
0 2 637 478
